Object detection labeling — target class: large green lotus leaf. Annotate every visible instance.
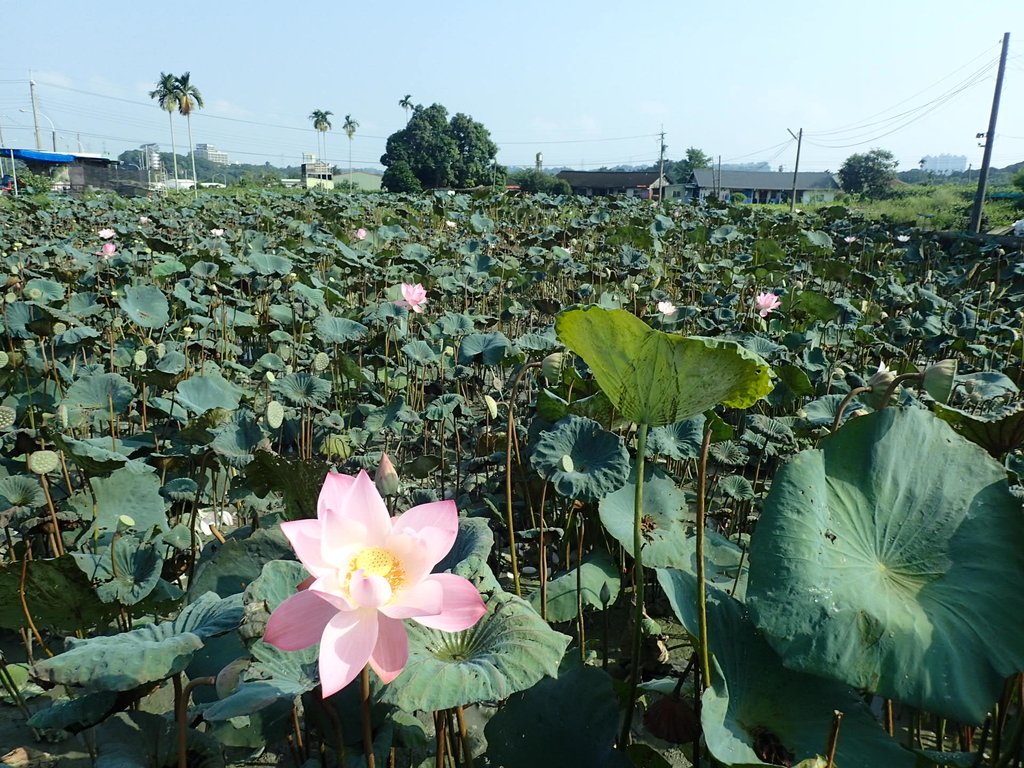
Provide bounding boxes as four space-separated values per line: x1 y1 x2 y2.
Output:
72 535 164 606
272 371 331 407
203 640 317 721
93 710 225 768
175 370 243 415
61 371 136 424
26 689 120 733
70 467 168 539
210 415 263 468
118 283 170 329
382 591 570 712
186 527 295 602
484 663 631 768
33 593 241 692
0 555 118 632
933 401 1024 459
599 463 691 568
458 331 514 365
243 452 330 520
657 570 915 768
556 307 772 426
530 415 630 500
0 475 46 508
528 550 621 621
314 314 368 344
646 415 705 460
240 559 308 644
747 408 1024 724
24 277 66 303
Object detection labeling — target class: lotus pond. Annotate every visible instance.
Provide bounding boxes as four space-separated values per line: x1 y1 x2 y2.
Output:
0 189 1022 768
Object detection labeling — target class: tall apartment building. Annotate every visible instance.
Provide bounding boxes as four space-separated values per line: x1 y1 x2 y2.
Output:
140 143 162 172
195 143 229 165
921 154 967 175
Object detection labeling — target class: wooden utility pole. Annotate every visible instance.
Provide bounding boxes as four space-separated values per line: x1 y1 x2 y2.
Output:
657 127 666 202
969 32 1010 234
787 128 802 212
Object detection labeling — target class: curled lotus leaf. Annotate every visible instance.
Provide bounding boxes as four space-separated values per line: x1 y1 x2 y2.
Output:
118 284 170 329
747 407 1024 724
530 415 630 500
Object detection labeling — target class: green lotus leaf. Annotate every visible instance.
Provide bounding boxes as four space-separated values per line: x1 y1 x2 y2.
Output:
718 474 754 501
24 278 65 303
657 570 915 768
68 467 168 539
240 559 309 644
531 416 630 500
210 415 264 468
156 349 187 374
646 415 705 460
273 371 331 407
933 401 1024 459
314 314 368 344
528 549 621 621
402 339 439 365
599 463 691 568
187 527 295 602
248 252 293 275
382 591 570 712
175 370 243 415
53 434 135 474
458 331 514 366
26 689 120 733
556 307 772 426
747 408 1024 724
243 452 330 521
61 371 136 425
118 284 170 329
33 593 241 692
72 535 164 606
0 475 46 508
0 555 117 632
93 710 225 768
484 663 631 768
799 393 862 427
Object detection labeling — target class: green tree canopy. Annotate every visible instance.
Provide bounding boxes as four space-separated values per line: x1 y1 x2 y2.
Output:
838 148 899 198
380 103 503 192
665 146 712 183
509 169 571 195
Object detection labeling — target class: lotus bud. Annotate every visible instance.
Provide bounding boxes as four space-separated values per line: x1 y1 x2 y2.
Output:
600 582 612 606
483 394 499 420
375 452 400 497
542 352 565 381
922 359 957 404
867 362 895 390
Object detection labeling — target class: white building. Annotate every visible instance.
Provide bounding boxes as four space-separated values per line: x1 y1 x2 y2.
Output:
921 154 967 175
140 143 162 172
195 143 229 165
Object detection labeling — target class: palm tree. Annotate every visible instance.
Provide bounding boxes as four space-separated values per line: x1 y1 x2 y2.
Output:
149 73 180 187
399 94 413 123
343 114 359 190
309 109 333 162
174 72 204 197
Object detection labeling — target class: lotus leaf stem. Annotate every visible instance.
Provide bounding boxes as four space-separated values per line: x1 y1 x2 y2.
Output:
455 705 474 768
504 361 541 597
825 709 844 768
620 421 649 746
175 675 215 768
832 386 872 433
361 665 376 768
695 422 713 689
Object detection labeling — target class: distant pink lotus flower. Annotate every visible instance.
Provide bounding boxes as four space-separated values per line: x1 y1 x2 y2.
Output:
355 227 368 240
396 283 428 314
754 291 781 318
445 220 457 229
98 228 115 240
844 236 857 244
209 228 225 237
96 242 117 259
896 234 911 243
138 216 151 225
657 300 677 316
264 471 485 696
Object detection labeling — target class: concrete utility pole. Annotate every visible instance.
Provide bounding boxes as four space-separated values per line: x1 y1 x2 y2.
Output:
787 128 802 212
29 78 43 151
657 127 666 202
969 32 1010 234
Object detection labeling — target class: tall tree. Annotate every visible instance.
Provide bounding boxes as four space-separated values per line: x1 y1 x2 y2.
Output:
309 109 333 162
380 103 502 192
399 94 414 123
174 72 204 196
838 148 898 198
343 114 359 188
666 146 712 184
148 73 180 186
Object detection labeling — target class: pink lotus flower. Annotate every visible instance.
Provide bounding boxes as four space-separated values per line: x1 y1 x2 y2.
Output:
657 300 677 316
844 236 857 244
209 228 224 237
98 228 116 240
896 234 911 243
139 216 151 225
754 292 781 318
264 471 485 696
355 227 368 240
396 283 428 314
96 242 117 259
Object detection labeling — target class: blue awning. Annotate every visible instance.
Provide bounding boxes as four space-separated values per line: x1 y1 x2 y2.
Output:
1 148 76 164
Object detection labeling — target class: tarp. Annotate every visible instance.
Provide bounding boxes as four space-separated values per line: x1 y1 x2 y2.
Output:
1 148 76 164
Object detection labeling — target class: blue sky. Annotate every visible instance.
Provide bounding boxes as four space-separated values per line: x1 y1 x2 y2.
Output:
2 1 1021 174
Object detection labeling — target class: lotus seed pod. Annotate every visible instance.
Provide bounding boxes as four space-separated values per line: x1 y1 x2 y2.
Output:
313 351 330 372
0 406 15 429
542 352 565 381
155 343 166 358
266 400 285 429
3 293 14 304
560 454 575 473
374 452 400 497
264 371 276 383
443 346 455 358
52 322 67 335
28 450 60 475
133 349 148 366
0 351 8 368
58 404 68 428
484 395 499 420
284 364 293 375
116 515 135 532
182 326 195 338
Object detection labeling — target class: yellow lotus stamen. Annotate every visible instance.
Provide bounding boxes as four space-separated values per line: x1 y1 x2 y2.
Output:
350 547 406 591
